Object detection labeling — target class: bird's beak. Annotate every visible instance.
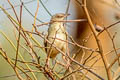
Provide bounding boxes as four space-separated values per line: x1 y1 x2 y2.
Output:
64 13 70 18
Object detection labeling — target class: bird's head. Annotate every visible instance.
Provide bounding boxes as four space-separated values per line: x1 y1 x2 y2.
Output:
51 13 70 21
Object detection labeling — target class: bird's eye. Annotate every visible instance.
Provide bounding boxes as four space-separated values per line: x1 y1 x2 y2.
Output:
56 15 63 18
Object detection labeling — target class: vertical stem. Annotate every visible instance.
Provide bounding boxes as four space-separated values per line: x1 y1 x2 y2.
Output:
82 0 112 80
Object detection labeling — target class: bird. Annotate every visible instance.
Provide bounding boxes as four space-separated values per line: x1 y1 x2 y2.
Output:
44 13 69 66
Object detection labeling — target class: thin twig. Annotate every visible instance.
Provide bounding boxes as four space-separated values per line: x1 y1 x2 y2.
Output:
14 2 23 68
97 20 120 37
20 0 43 23
36 19 87 27
81 0 112 79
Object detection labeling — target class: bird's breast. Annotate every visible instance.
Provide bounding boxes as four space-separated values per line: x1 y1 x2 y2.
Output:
48 23 65 33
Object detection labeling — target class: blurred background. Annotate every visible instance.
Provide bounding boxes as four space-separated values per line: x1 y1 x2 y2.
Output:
0 0 120 80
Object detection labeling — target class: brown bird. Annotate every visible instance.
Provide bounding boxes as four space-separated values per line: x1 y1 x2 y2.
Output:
44 13 69 65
